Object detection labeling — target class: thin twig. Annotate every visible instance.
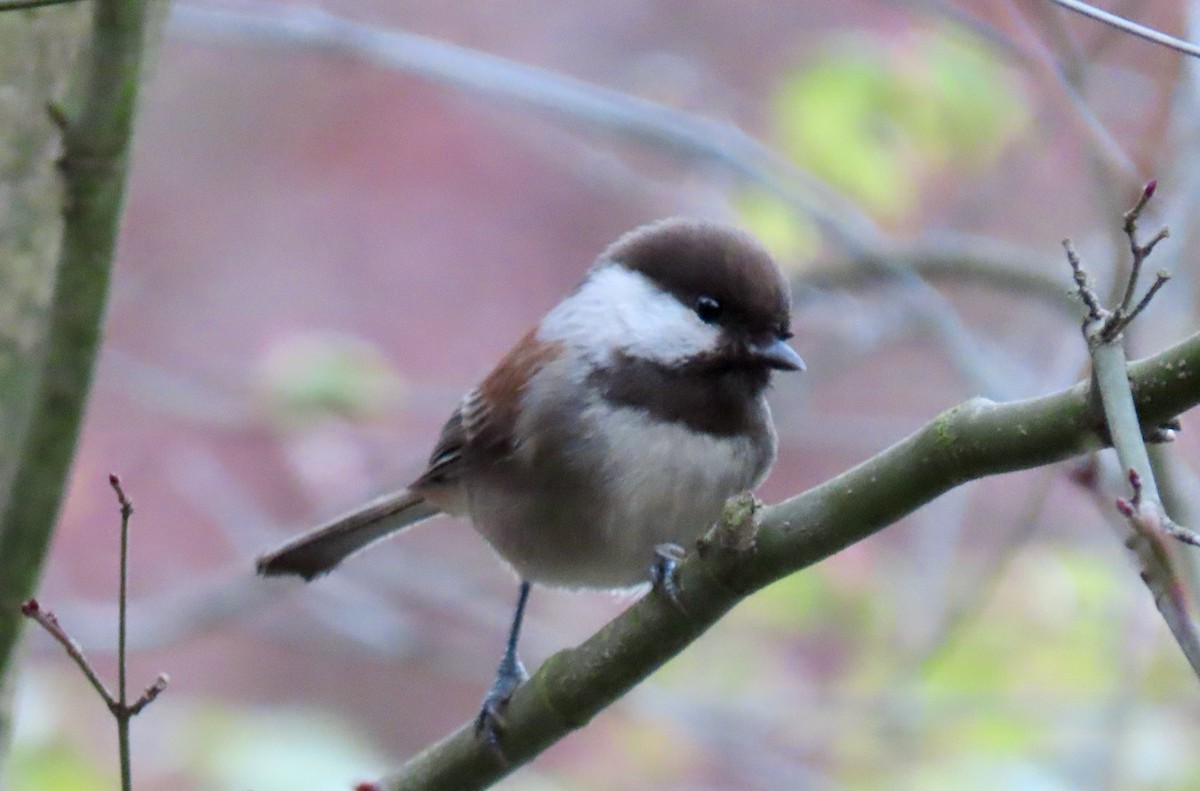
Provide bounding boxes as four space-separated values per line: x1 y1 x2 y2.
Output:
1106 182 1171 340
20 599 116 707
1123 177 1157 227
1064 239 1104 320
110 473 133 791
1139 227 1172 261
1118 180 1159 315
1049 0 1200 60
128 673 170 716
1063 187 1200 680
1122 271 1172 330
1117 469 1200 547
20 477 168 791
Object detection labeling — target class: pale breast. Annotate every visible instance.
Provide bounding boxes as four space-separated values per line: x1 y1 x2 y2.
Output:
466 393 776 588
606 402 773 572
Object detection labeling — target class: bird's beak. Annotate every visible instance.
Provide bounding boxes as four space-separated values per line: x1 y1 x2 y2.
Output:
755 337 806 371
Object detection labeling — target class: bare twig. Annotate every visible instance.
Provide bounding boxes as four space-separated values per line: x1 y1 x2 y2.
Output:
1117 469 1200 547
128 673 170 716
1068 181 1173 343
1114 469 1200 674
1064 239 1104 320
19 599 115 707
1118 180 1166 317
20 476 168 791
1049 0 1200 60
1063 185 1200 680
1122 271 1172 330
110 473 134 791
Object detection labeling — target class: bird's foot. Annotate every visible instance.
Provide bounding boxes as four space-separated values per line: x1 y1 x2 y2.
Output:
651 542 687 611
474 654 528 757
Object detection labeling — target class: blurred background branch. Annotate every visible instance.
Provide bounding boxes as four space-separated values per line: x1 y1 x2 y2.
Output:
1050 0 1200 59
173 2 885 254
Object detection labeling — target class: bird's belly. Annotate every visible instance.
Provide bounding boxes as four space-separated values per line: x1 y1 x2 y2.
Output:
469 407 771 588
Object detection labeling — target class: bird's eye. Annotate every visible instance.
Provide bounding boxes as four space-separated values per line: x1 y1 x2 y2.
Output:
695 295 722 323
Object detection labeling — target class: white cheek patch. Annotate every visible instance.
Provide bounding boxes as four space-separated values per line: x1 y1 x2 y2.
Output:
538 265 719 365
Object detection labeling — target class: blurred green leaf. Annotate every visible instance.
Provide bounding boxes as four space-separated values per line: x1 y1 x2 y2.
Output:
922 547 1121 700
733 189 821 270
912 33 1028 165
773 26 1029 221
8 743 113 791
744 562 878 634
776 54 909 217
257 329 406 425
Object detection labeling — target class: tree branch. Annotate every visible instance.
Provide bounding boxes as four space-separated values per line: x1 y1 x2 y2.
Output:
0 0 155 737
379 328 1200 790
1063 185 1200 679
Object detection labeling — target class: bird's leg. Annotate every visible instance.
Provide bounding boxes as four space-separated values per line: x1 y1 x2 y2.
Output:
475 579 532 753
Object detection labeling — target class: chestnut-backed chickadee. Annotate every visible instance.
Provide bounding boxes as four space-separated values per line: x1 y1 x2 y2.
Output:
257 218 804 743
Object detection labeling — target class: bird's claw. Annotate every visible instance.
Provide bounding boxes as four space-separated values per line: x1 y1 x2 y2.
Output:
474 656 527 757
651 542 687 611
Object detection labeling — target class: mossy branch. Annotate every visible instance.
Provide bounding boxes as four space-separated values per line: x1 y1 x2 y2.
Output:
378 330 1200 790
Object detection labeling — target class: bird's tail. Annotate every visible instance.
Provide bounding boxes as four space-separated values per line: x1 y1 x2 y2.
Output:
256 490 440 581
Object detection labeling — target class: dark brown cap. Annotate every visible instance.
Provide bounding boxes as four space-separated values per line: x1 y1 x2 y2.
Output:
599 218 792 340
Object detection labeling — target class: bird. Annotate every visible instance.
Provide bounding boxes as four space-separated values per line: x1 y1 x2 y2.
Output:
256 217 804 746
